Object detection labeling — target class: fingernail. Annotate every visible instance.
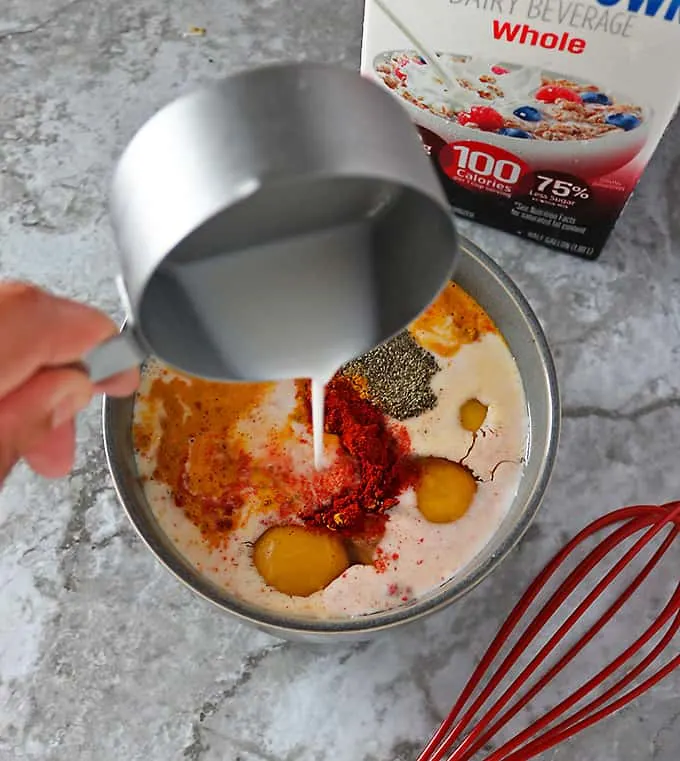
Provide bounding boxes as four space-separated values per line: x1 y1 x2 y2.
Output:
50 389 89 429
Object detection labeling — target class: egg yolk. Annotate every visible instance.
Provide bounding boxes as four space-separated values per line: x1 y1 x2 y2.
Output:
253 526 350 597
460 398 488 432
416 457 478 523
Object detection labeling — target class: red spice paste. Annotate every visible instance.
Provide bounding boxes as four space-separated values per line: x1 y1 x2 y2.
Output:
302 375 416 536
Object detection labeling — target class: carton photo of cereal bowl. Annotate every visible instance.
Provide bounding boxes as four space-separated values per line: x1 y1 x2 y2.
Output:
372 50 651 178
103 237 559 643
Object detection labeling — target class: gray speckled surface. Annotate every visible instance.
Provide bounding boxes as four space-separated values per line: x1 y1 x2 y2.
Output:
1 1 680 759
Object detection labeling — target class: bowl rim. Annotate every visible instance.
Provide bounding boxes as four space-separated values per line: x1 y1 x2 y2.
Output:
103 236 561 638
371 48 652 148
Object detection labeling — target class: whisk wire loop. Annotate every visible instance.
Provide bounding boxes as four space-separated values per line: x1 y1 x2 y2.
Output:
417 501 680 761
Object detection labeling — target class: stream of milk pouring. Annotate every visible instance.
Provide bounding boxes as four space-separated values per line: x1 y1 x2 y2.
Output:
310 378 323 470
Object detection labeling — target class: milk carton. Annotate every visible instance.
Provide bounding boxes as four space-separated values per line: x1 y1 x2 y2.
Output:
361 0 680 258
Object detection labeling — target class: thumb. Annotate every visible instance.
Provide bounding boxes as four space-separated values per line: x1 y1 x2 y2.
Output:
0 367 94 484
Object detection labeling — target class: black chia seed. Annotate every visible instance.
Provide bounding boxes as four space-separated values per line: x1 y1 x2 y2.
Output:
341 331 440 420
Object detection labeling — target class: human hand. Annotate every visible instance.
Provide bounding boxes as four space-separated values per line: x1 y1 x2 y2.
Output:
0 282 140 485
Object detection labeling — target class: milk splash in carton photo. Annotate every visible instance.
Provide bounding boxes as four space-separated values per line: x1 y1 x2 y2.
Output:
361 0 680 258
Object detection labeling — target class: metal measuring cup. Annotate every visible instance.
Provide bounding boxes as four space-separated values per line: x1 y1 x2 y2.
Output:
85 62 459 383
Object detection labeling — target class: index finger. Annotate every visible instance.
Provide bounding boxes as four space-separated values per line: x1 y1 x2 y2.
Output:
0 282 119 398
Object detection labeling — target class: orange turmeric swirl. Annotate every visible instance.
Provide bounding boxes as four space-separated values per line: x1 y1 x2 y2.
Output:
410 282 497 356
133 368 273 540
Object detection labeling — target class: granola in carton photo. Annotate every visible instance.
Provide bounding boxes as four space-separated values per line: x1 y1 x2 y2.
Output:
361 0 680 259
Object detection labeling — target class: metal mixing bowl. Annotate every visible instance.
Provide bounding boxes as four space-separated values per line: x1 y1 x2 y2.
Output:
103 237 560 642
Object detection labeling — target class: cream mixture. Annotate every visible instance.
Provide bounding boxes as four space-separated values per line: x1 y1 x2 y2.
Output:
134 330 528 620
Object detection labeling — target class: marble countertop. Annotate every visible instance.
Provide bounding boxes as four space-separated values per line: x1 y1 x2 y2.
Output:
1 1 680 759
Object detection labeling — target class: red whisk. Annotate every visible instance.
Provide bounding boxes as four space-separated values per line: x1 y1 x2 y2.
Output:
417 500 680 761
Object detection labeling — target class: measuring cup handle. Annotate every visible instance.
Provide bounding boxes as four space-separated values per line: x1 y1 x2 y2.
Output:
82 323 147 384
